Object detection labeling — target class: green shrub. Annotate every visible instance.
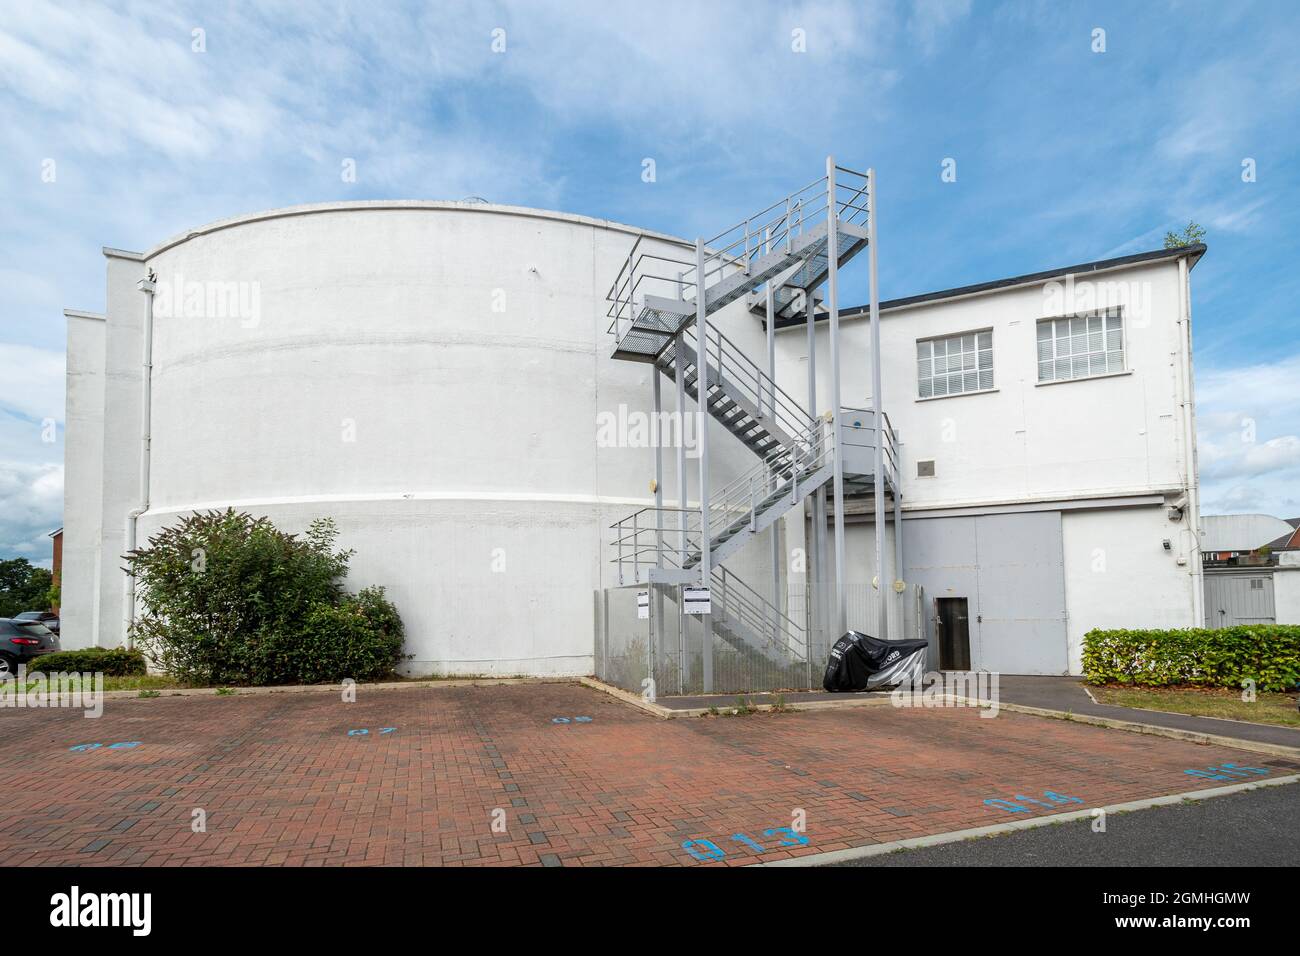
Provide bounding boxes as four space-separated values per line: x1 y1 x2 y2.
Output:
253 588 404 685
127 510 405 685
1082 626 1300 691
26 646 147 677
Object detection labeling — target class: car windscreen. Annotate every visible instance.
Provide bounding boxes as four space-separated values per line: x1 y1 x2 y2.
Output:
9 621 52 637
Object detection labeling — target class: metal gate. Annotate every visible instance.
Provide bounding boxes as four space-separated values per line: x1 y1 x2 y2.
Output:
1204 570 1275 628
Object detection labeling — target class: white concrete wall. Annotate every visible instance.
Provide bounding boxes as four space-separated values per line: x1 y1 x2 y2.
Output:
1061 504 1197 672
776 259 1194 509
96 251 148 651
771 256 1201 666
1274 560 1300 625
59 311 106 648
93 202 771 676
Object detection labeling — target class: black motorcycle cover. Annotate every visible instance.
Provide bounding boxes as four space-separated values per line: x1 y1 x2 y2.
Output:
822 630 930 692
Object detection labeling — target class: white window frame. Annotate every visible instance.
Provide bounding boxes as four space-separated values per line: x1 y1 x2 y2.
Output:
916 327 995 400
1036 309 1126 384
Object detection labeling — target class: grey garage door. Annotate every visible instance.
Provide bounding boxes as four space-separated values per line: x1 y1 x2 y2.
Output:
1204 571 1275 628
905 511 1069 675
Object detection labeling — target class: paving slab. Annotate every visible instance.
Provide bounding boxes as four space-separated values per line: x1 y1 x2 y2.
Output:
0 681 1295 867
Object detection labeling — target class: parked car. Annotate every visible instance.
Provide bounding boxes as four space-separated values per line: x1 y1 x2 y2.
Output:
0 619 61 678
13 610 58 635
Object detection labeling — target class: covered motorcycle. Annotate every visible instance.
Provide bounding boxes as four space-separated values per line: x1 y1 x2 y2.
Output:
822 630 928 692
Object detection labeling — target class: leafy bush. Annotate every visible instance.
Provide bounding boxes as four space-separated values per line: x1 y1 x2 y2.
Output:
253 588 404 685
127 510 405 685
26 646 147 676
1082 626 1300 691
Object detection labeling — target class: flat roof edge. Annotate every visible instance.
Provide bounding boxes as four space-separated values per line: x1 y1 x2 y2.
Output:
102 247 145 261
63 309 106 321
773 243 1207 330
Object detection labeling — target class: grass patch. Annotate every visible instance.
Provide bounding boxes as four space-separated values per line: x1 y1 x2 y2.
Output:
1090 684 1300 729
0 673 181 694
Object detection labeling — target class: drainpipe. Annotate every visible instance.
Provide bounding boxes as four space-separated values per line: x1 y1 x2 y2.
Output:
123 271 157 648
1176 256 1205 626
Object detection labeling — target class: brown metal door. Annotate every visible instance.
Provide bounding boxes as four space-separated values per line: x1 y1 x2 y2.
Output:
936 597 971 671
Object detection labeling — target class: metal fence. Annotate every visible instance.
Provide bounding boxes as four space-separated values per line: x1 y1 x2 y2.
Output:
594 580 896 698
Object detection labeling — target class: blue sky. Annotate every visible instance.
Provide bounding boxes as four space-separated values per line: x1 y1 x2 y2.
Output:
2 0 1299 565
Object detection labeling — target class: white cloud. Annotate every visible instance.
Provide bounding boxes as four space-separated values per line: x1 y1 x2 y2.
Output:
0 343 64 424
0 460 63 565
1197 353 1300 518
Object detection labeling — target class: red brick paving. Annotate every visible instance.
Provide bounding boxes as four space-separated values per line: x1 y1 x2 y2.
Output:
0 682 1293 866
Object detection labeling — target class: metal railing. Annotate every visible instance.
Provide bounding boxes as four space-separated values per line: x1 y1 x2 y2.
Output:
610 418 831 582
674 316 813 441
711 565 807 659
605 165 871 345
604 235 696 343
678 165 871 294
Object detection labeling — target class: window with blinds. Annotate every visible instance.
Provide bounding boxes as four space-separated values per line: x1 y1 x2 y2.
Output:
917 329 993 398
1037 311 1124 382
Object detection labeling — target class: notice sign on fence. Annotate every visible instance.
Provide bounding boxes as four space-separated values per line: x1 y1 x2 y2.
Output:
683 586 711 615
637 591 649 619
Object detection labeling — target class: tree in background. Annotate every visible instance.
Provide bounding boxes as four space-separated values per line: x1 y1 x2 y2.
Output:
1164 221 1207 249
0 558 54 618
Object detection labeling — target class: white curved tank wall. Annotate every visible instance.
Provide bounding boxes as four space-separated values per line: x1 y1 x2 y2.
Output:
104 202 777 675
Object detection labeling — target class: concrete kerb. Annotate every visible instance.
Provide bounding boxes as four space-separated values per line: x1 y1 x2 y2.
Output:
946 695 1300 759
760 772 1300 867
577 677 899 718
4 675 571 706
577 679 1300 757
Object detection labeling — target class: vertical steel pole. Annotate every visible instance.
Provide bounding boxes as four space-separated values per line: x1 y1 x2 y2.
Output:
765 229 782 641
893 468 903 641
696 238 713 693
675 333 688 686
652 368 665 678
868 168 887 641
826 156 847 636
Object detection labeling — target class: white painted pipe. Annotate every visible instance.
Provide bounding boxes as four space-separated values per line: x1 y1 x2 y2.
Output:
123 274 156 648
1176 255 1205 626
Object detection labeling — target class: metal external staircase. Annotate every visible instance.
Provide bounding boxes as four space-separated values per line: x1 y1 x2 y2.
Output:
606 169 872 364
605 166 893 669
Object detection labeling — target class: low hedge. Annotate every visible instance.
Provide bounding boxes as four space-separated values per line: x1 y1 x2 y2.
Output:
1082 626 1300 691
26 646 148 677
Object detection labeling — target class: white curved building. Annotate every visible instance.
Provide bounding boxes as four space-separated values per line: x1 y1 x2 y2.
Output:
62 187 1208 682
60 201 776 676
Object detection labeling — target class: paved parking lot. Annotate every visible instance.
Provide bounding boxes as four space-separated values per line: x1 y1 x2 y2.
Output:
0 681 1294 866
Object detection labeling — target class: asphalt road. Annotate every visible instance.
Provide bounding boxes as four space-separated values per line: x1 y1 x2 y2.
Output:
830 781 1299 866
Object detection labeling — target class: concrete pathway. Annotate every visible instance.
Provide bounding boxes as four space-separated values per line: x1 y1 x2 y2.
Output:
997 676 1300 750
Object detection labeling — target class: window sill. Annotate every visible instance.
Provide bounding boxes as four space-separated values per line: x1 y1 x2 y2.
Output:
915 387 999 403
1035 369 1133 388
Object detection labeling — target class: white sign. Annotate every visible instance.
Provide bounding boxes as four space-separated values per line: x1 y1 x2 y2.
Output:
683 586 711 615
637 591 650 620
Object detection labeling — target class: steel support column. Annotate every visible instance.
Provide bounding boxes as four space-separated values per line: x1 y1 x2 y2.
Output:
893 477 903 641
868 168 887 640
826 156 847 636
651 368 664 683
675 329 688 692
695 238 713 693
